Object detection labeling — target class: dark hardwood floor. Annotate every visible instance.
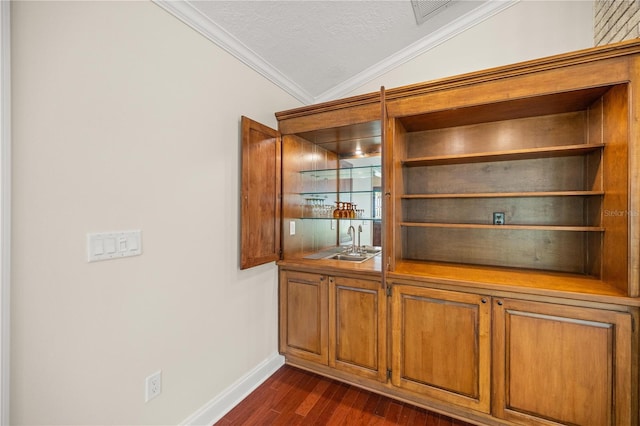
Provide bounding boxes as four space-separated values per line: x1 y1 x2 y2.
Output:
215 365 474 425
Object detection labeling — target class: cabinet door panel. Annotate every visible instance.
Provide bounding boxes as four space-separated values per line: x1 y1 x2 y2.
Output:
391 284 490 412
493 299 632 425
279 270 328 364
240 116 281 269
329 276 386 381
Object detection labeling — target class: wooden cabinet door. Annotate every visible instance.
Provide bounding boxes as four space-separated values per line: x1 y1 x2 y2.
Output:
492 298 633 425
329 275 386 381
390 284 491 413
240 116 281 269
279 270 328 364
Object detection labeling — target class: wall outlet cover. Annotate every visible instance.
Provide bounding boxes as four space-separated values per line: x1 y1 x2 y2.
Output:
145 370 162 402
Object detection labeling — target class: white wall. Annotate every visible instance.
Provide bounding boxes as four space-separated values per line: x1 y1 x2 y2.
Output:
9 0 595 424
10 1 299 424
348 0 594 96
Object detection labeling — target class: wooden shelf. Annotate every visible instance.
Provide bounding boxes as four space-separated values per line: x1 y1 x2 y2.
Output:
300 165 381 178
401 191 604 199
390 260 630 301
301 190 377 196
299 217 380 221
402 143 604 167
400 222 604 232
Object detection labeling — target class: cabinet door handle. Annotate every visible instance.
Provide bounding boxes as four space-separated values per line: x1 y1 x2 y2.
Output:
497 300 503 306
481 298 487 304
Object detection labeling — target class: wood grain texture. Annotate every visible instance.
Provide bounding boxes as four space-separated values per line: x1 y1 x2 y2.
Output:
404 112 588 159
266 41 640 426
600 84 629 292
214 365 473 426
388 262 633 305
392 76 630 286
390 285 490 413
240 117 281 269
402 227 592 274
385 55 630 118
492 298 633 425
328 275 387 382
281 134 340 257
279 270 328 364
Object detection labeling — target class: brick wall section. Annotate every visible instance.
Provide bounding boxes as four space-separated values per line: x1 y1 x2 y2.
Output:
595 0 640 46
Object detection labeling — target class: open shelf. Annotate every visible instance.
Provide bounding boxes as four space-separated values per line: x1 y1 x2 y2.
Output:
401 191 604 199
402 143 605 167
301 190 376 196
297 217 380 221
300 165 381 179
391 83 629 286
400 222 604 232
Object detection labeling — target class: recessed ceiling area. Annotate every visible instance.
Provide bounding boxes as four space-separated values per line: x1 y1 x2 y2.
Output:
153 0 517 104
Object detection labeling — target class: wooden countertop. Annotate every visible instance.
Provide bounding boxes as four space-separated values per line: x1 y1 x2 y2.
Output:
389 260 640 308
278 253 383 278
277 254 640 307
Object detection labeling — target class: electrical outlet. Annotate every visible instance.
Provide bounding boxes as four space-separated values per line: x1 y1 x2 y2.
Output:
145 370 162 402
493 212 506 225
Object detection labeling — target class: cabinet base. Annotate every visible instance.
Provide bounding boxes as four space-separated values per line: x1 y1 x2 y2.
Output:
283 356 514 426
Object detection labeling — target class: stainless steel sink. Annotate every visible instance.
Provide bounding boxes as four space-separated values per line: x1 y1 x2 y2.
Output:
324 247 381 263
328 254 371 262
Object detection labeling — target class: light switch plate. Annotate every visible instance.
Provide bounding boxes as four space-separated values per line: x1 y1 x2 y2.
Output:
88 230 142 262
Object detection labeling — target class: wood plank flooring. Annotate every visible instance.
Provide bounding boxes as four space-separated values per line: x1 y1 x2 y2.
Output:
215 365 474 425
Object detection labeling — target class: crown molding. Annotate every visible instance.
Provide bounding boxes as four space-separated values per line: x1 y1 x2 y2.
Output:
154 0 518 105
315 0 519 102
152 0 316 104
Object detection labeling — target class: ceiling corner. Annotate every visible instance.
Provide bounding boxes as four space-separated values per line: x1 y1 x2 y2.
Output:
152 0 315 104
154 0 519 106
314 0 519 103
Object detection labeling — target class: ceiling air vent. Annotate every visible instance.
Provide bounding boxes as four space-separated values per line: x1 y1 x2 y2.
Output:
411 0 453 25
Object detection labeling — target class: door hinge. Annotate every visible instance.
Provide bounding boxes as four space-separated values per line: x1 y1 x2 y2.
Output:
387 368 392 380
386 285 392 297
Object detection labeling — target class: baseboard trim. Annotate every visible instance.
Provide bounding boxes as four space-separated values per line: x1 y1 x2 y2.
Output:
180 353 285 426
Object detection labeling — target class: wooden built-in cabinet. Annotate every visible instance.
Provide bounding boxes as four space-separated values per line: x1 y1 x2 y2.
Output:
278 270 328 364
240 40 640 426
279 269 387 382
387 83 630 291
390 284 491 413
388 279 635 425
492 298 633 425
329 274 386 381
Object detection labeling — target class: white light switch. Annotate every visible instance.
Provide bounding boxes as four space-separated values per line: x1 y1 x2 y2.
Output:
88 230 142 262
104 238 117 254
289 221 296 236
92 239 105 255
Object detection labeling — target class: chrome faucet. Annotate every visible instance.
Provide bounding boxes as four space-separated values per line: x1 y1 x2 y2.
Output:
347 225 356 253
357 225 363 253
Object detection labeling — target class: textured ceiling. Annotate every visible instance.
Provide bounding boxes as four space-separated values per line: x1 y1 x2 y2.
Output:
154 0 516 103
